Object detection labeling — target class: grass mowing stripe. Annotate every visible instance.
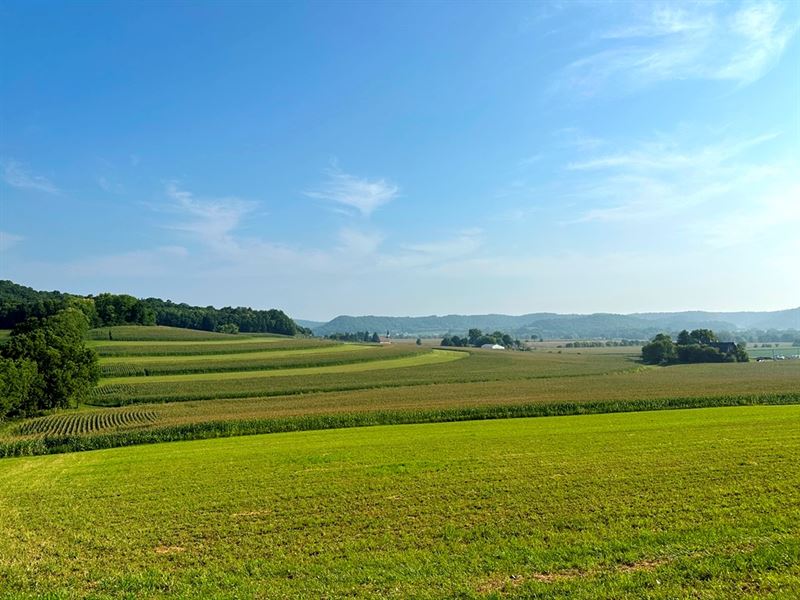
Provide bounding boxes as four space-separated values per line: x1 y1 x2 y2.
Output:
99 349 468 385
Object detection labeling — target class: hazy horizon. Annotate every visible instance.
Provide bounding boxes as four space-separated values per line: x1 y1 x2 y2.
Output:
2 1 798 319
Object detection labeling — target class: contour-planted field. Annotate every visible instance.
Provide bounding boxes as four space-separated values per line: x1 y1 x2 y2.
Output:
86 325 287 341
89 338 334 357
1 406 798 599
3 325 800 456
86 349 632 408
15 408 158 436
98 344 413 377
100 348 465 386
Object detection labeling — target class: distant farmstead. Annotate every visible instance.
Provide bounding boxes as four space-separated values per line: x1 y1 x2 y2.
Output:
711 342 737 354
481 343 505 350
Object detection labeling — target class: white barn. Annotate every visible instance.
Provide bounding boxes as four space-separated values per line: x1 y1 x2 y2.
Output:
481 343 505 350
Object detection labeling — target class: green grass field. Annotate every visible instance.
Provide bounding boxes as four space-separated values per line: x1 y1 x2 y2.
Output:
1 405 797 599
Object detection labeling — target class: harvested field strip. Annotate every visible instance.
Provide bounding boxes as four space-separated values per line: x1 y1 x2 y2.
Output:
100 349 467 386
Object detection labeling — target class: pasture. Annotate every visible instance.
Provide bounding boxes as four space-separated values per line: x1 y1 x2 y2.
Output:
0 405 798 598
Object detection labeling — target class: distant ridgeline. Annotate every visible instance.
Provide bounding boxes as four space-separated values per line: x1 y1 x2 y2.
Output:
308 310 800 341
0 280 305 336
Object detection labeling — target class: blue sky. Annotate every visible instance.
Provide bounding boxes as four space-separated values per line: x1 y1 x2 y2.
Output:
1 1 798 320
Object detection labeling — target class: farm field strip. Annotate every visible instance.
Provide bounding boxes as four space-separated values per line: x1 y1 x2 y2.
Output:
0 406 797 598
14 409 158 437
99 343 369 364
90 338 337 357
99 349 468 385
98 345 422 377
88 336 284 348
85 325 279 341
3 357 794 455
89 351 641 406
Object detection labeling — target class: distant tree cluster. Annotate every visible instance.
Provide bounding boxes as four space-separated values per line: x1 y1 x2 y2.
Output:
0 309 100 420
326 331 381 343
215 323 240 335
143 298 299 335
641 329 749 366
440 328 525 350
564 340 644 348
0 281 303 336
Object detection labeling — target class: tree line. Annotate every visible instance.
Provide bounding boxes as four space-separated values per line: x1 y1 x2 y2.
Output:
0 281 304 336
326 331 382 343
0 308 99 420
641 329 749 365
440 329 525 350
564 340 644 348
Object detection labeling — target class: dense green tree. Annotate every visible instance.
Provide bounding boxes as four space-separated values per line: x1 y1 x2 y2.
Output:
0 358 39 419
371 332 380 343
643 329 749 365
689 329 718 345
641 333 676 365
3 308 100 412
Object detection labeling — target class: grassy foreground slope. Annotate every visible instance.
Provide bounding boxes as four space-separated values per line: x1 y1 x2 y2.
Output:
0 405 798 599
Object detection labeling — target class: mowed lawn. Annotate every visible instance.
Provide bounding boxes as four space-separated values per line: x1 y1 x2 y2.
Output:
0 406 798 599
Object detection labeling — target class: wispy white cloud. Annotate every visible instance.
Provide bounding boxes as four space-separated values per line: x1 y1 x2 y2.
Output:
1 159 59 194
0 231 24 251
163 182 256 253
305 167 399 217
380 229 483 269
566 131 794 226
561 1 798 95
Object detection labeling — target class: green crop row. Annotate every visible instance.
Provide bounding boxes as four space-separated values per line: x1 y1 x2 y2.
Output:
86 325 259 341
88 351 633 406
98 345 419 377
2 392 798 457
89 337 337 357
15 409 158 437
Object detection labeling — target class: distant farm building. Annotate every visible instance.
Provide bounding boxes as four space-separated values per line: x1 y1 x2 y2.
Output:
481 343 505 350
711 342 738 354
